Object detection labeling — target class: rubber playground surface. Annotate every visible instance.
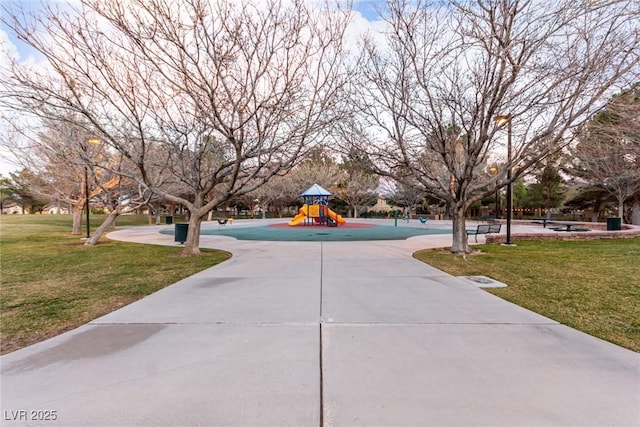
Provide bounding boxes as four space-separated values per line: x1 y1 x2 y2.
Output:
162 220 451 241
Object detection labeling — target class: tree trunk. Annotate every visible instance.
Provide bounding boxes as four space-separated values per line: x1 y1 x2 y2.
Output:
450 203 471 254
590 198 602 222
145 203 155 224
71 203 83 235
618 198 625 224
182 214 203 256
147 203 161 224
84 208 121 246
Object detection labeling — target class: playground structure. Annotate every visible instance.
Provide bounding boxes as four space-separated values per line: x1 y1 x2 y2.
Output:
288 184 346 227
288 202 346 227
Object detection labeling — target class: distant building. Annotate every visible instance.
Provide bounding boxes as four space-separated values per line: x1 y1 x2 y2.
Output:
0 202 22 215
42 203 71 214
370 196 402 213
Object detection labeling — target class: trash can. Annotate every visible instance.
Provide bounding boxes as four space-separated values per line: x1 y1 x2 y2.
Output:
166 215 173 225
606 217 622 231
174 223 189 243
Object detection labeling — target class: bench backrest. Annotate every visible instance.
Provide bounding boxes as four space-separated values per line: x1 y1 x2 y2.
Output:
489 224 501 233
477 224 491 233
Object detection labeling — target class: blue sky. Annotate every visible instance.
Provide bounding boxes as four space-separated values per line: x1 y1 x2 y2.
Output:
1 0 74 62
353 0 383 21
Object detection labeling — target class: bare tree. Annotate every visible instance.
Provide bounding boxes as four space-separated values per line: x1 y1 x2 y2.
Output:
3 118 104 232
247 147 354 217
334 169 378 217
1 0 350 255
247 174 300 218
2 116 145 240
571 85 640 224
349 0 639 252
390 180 429 215
290 148 345 193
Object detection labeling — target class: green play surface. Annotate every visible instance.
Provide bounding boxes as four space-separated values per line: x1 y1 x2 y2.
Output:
161 222 451 242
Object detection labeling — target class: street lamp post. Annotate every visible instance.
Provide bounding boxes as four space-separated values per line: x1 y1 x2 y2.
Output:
84 163 90 238
83 138 100 239
495 116 514 246
489 166 500 219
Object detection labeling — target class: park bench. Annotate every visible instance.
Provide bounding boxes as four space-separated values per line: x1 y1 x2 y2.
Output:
488 224 502 234
466 223 502 242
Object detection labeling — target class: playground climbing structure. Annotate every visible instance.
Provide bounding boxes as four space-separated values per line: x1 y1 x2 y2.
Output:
288 184 346 227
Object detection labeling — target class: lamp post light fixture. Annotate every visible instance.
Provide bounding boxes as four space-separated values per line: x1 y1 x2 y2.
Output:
84 137 100 239
494 115 514 246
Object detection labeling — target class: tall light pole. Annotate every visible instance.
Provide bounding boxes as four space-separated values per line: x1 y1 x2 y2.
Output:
495 116 514 246
83 138 100 239
489 165 500 219
84 161 90 238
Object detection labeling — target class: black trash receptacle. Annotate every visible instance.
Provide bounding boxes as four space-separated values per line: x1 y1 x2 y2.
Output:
606 217 622 231
166 215 173 225
174 223 189 243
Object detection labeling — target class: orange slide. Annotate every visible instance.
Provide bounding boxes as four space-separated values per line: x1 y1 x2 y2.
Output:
288 204 346 226
326 208 346 224
288 211 307 226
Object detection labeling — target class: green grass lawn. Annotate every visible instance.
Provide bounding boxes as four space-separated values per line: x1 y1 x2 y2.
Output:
414 238 640 352
0 214 229 354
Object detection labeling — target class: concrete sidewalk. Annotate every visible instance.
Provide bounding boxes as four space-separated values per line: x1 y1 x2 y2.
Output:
1 221 638 426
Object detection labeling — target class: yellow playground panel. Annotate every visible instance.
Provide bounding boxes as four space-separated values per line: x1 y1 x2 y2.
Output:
306 204 320 217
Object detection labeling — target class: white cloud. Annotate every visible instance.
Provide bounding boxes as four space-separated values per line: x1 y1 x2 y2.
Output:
0 26 18 61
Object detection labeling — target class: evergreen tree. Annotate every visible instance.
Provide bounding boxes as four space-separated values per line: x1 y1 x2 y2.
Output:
526 165 565 212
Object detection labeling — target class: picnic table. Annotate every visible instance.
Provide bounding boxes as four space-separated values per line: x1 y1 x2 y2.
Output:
532 218 553 228
547 222 590 232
